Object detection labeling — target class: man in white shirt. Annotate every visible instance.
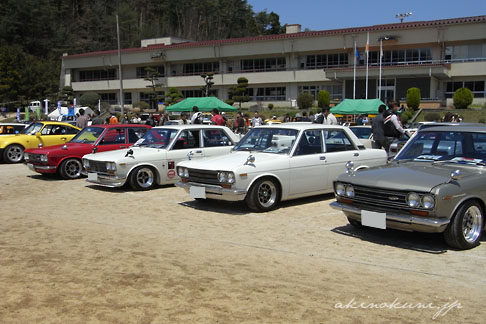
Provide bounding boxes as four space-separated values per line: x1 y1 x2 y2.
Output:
323 107 338 125
384 101 405 138
250 112 263 127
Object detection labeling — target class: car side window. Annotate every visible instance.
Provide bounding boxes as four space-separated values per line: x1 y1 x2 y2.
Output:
65 125 80 134
128 128 149 143
173 130 200 150
324 130 355 152
294 130 323 156
203 129 233 147
100 128 126 145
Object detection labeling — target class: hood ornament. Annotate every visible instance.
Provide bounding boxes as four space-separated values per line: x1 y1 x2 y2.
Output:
38 143 43 148
244 155 255 166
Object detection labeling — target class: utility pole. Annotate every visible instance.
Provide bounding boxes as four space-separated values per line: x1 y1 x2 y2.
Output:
116 14 124 119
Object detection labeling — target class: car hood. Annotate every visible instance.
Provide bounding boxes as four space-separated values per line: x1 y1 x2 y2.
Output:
179 150 288 172
25 142 92 155
83 146 167 163
339 161 479 192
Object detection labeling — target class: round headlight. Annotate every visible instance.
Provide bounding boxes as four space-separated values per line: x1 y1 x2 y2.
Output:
227 172 235 184
422 195 435 209
407 192 420 208
218 171 227 183
183 168 189 178
177 167 184 177
106 162 111 170
345 184 355 198
41 154 48 162
335 183 345 196
83 159 89 168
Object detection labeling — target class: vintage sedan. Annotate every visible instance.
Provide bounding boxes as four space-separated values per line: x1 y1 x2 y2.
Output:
83 125 239 190
0 121 80 163
331 125 486 250
24 124 151 179
176 124 388 212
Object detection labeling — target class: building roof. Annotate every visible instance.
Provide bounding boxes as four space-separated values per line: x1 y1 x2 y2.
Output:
63 15 486 59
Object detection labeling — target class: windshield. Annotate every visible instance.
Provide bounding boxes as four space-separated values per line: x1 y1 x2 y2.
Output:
134 128 178 148
395 130 486 165
350 127 371 139
70 126 104 144
234 128 298 154
21 123 43 135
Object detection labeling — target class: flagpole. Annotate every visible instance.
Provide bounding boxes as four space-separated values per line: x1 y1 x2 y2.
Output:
379 38 383 100
353 40 357 99
365 32 369 99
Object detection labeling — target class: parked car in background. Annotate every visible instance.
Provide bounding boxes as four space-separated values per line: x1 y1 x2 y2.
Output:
0 123 28 135
83 125 239 190
331 125 486 249
0 121 80 163
176 124 388 212
24 124 151 179
349 125 373 148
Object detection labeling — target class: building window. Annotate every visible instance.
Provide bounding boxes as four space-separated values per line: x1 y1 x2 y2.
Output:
182 62 219 76
79 69 116 82
445 81 485 98
181 90 204 97
240 57 286 73
298 85 342 100
136 66 165 78
367 48 432 65
304 53 348 69
100 93 117 104
447 44 486 61
124 92 132 104
140 91 165 103
248 87 286 101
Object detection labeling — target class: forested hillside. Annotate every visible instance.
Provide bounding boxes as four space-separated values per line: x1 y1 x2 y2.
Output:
0 0 284 108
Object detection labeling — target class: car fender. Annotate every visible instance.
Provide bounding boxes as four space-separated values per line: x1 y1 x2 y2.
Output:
246 172 285 200
449 195 486 226
126 162 162 184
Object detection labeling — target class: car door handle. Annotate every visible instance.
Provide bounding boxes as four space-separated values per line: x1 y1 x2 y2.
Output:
61 137 67 141
354 153 359 157
320 156 326 160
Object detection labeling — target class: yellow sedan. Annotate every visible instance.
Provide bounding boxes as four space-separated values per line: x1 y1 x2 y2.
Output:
0 121 80 163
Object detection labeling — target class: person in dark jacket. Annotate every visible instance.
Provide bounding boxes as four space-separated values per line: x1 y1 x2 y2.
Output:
371 104 389 151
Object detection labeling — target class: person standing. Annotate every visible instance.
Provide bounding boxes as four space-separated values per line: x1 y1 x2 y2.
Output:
109 113 119 124
211 109 225 126
145 113 155 126
250 112 263 127
322 107 338 125
75 108 89 128
372 104 389 151
190 106 202 124
234 112 246 134
384 100 405 139
91 110 104 125
180 113 189 124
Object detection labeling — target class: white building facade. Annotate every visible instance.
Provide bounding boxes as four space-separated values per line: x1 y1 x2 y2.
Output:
61 16 486 109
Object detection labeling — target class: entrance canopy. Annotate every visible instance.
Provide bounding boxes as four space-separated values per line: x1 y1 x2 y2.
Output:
330 99 385 115
165 97 237 112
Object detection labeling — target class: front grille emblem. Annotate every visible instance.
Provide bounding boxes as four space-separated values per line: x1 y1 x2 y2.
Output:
388 196 399 201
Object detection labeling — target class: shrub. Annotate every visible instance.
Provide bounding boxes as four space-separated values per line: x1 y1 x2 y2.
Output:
268 103 274 110
400 108 414 124
453 88 474 109
317 90 330 108
225 99 235 106
79 92 100 108
406 87 421 111
424 112 441 122
297 93 314 110
133 101 150 110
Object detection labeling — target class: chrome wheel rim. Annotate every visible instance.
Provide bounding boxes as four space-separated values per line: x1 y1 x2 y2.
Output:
257 180 277 208
136 168 154 188
65 159 82 178
462 205 482 243
6 146 23 162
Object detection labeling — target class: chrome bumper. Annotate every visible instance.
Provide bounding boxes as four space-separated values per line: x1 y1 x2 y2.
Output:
330 201 450 233
25 163 57 172
175 181 247 201
86 173 127 188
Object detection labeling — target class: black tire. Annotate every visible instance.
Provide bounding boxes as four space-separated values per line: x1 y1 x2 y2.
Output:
444 200 484 250
129 166 156 191
3 144 24 163
245 177 280 212
347 217 363 228
59 158 83 180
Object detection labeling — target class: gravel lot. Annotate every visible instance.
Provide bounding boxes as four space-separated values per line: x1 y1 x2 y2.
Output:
0 163 485 323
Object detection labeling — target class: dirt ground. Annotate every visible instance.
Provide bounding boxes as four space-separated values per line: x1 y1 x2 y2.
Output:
0 163 485 324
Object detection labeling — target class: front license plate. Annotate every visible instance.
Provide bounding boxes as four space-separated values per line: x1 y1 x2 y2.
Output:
190 186 206 199
361 210 386 229
87 172 98 181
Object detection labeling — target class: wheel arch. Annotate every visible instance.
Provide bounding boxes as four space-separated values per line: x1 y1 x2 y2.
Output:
127 163 160 185
451 197 486 230
247 173 283 201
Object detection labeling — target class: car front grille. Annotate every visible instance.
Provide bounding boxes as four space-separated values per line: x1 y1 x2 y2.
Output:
88 160 109 173
28 153 43 163
187 168 220 185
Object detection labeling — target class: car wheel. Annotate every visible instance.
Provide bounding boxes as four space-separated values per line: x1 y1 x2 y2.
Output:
129 166 155 191
3 144 24 163
444 200 483 250
347 217 363 228
245 177 280 212
59 158 83 180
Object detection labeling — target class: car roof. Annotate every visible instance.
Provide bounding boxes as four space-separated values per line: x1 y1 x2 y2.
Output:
417 122 483 130
255 123 347 130
88 124 151 129
419 125 486 133
0 123 27 126
151 125 230 130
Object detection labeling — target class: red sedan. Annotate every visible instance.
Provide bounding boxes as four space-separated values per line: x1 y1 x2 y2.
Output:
24 124 151 179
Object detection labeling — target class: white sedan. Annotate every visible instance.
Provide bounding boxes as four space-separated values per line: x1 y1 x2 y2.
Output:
83 125 239 190
176 123 388 211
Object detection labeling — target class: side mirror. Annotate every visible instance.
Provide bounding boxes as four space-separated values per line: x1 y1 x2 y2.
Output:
450 169 462 181
35 132 41 138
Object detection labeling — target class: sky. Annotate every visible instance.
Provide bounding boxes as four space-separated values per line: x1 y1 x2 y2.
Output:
247 0 486 31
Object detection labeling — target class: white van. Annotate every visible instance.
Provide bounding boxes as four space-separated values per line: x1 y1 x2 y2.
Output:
28 101 42 112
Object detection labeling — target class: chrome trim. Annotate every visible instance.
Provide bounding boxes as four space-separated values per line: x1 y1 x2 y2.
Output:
176 181 247 201
86 174 127 188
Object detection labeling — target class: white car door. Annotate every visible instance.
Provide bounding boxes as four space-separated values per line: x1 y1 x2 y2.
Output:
201 128 235 157
169 129 204 165
288 129 329 197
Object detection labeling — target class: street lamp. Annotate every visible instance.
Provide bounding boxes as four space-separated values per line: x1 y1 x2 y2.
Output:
396 12 412 23
378 36 396 100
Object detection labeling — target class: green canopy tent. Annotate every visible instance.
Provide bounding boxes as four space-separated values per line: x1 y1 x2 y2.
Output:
330 99 386 115
165 97 237 112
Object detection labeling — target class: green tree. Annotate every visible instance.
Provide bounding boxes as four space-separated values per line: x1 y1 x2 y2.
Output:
453 88 474 109
230 77 250 108
144 67 165 109
406 87 421 111
60 86 75 103
297 93 314 109
0 45 23 103
253 10 285 35
317 90 330 108
200 73 215 97
165 87 183 106
79 93 100 108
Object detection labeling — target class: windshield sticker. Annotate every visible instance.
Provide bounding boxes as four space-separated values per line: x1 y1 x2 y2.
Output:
450 157 485 165
414 155 442 161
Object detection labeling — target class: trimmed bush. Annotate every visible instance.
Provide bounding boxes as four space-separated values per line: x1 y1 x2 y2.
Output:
133 101 150 110
297 93 314 110
400 108 414 124
268 103 274 110
453 88 473 109
406 87 421 111
79 92 100 108
317 90 330 108
424 112 441 122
